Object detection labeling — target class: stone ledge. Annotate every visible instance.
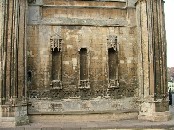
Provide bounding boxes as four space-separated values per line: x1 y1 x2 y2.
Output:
42 5 127 9
29 17 128 27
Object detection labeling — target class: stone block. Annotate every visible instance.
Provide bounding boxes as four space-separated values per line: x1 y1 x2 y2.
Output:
28 6 41 24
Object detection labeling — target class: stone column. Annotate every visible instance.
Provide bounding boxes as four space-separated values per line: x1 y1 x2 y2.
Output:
136 0 171 121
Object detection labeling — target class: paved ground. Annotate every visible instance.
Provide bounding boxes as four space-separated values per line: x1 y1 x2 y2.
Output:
0 106 174 130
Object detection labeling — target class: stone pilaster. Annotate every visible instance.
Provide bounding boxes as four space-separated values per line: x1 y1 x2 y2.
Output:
0 1 4 106
0 0 6 106
0 0 29 126
0 0 2 118
136 0 171 121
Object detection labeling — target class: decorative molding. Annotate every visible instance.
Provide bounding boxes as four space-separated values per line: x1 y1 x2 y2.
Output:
79 80 90 89
108 79 119 88
50 80 62 90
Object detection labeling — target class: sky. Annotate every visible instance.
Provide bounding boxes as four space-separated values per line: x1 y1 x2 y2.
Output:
164 0 174 67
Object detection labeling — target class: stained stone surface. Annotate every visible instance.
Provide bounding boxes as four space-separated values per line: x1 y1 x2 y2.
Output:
0 0 170 125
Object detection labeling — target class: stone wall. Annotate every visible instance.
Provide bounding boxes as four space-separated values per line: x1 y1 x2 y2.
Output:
27 0 139 114
0 0 171 125
28 98 138 114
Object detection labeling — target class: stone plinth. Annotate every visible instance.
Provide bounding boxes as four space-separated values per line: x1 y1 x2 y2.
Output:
138 100 172 122
0 104 29 126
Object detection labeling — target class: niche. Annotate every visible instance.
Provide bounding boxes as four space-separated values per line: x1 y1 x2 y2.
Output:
28 0 36 4
51 48 62 89
107 35 119 88
27 71 32 82
50 35 63 89
27 70 32 91
108 48 117 80
80 48 88 80
52 48 61 80
79 48 90 89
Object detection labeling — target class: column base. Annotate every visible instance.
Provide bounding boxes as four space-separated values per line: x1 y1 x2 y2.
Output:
0 104 29 126
138 100 172 121
138 111 172 122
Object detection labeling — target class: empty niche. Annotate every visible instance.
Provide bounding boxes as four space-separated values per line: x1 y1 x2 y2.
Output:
28 0 36 4
108 48 117 80
27 70 32 91
27 70 32 82
50 35 63 89
107 35 119 88
79 48 90 89
52 48 61 81
80 48 88 80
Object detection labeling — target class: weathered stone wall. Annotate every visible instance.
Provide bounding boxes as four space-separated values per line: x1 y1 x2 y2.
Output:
27 26 137 93
28 97 138 114
0 0 170 125
27 0 139 114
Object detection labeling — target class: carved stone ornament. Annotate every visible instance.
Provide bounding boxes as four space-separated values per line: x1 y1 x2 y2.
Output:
50 35 63 51
108 79 119 89
79 80 90 89
50 80 62 90
107 35 117 51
